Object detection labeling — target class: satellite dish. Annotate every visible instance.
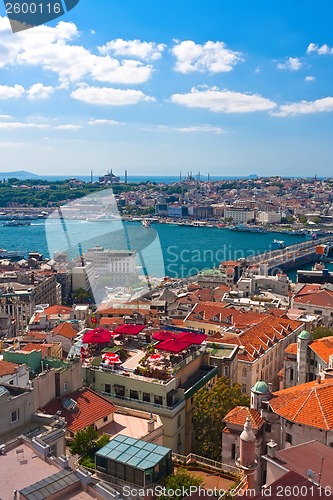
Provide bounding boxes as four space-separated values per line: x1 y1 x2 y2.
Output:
306 469 315 479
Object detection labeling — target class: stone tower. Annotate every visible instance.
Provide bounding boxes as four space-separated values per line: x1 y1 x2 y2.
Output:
297 329 312 385
236 417 259 494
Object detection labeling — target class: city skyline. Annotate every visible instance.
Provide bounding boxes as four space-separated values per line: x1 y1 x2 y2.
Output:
0 1 333 177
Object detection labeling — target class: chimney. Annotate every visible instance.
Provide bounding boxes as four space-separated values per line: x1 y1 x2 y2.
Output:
266 439 277 459
147 414 155 433
316 375 321 384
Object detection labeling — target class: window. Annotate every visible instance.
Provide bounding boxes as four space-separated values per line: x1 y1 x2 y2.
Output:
231 443 236 460
224 366 229 377
242 383 247 394
286 433 292 445
130 390 139 400
265 422 272 432
63 381 67 393
103 416 108 423
143 392 150 402
10 410 19 423
290 368 294 381
105 384 111 394
177 415 181 429
314 310 322 315
154 395 163 405
242 367 247 377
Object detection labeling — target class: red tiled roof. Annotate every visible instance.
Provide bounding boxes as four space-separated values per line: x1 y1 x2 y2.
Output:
270 378 333 430
52 322 78 340
294 289 333 308
0 360 18 377
43 305 72 316
254 471 332 500
41 387 116 433
223 406 264 430
186 301 263 329
222 315 302 362
21 343 51 357
309 336 333 363
284 343 297 355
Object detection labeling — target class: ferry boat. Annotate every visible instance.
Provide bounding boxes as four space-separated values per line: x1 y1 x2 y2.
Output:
0 249 25 259
229 224 267 233
2 220 31 227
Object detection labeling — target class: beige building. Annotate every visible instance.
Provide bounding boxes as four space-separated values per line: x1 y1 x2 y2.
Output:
83 348 217 454
257 211 281 224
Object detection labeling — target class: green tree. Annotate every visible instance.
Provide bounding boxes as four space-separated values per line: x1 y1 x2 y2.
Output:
312 326 333 340
160 468 202 500
193 377 249 461
70 426 99 456
299 215 308 224
72 287 94 304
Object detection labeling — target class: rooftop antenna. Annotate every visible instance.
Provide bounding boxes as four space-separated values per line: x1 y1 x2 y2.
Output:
306 454 324 486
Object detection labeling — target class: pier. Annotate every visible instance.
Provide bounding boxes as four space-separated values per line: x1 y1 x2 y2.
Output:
245 236 333 273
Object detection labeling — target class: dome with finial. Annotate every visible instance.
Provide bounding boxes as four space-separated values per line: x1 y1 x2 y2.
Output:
298 329 311 340
240 416 256 442
251 380 269 394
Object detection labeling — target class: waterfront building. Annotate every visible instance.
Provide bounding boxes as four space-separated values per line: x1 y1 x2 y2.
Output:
256 211 281 224
224 206 255 224
71 261 95 292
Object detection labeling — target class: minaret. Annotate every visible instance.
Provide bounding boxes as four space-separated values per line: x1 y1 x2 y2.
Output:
236 417 258 494
125 170 128 184
297 329 312 384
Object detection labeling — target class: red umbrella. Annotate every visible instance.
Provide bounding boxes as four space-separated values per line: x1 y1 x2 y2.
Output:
82 328 111 344
177 331 207 344
152 331 177 341
148 353 163 362
156 338 192 353
102 352 121 364
114 324 145 335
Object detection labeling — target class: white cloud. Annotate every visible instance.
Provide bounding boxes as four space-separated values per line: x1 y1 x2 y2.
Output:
0 84 25 99
55 124 82 130
0 121 50 129
307 43 333 55
88 119 122 125
171 86 276 113
0 141 25 148
99 39 166 61
305 75 315 82
172 40 243 73
273 96 333 116
0 114 13 120
71 85 155 106
277 57 302 71
176 124 226 134
0 17 154 85
27 83 55 100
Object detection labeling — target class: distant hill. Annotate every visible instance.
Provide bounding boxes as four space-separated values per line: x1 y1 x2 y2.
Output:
0 170 39 179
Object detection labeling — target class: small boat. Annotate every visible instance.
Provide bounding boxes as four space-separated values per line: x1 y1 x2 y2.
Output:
142 219 151 227
272 239 285 250
229 224 267 233
2 220 31 227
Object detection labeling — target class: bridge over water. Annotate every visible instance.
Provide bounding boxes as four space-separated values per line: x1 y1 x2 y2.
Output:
245 235 333 273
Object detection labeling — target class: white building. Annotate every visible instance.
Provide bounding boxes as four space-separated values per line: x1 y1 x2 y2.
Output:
257 211 282 224
85 247 136 284
224 207 254 223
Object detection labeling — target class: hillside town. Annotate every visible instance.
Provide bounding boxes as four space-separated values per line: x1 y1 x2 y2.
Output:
1 178 333 499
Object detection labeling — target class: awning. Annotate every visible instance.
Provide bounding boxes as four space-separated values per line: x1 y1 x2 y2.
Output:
156 338 192 353
82 328 111 344
152 331 177 341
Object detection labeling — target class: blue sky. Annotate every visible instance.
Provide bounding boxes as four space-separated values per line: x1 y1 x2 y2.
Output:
0 0 333 177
